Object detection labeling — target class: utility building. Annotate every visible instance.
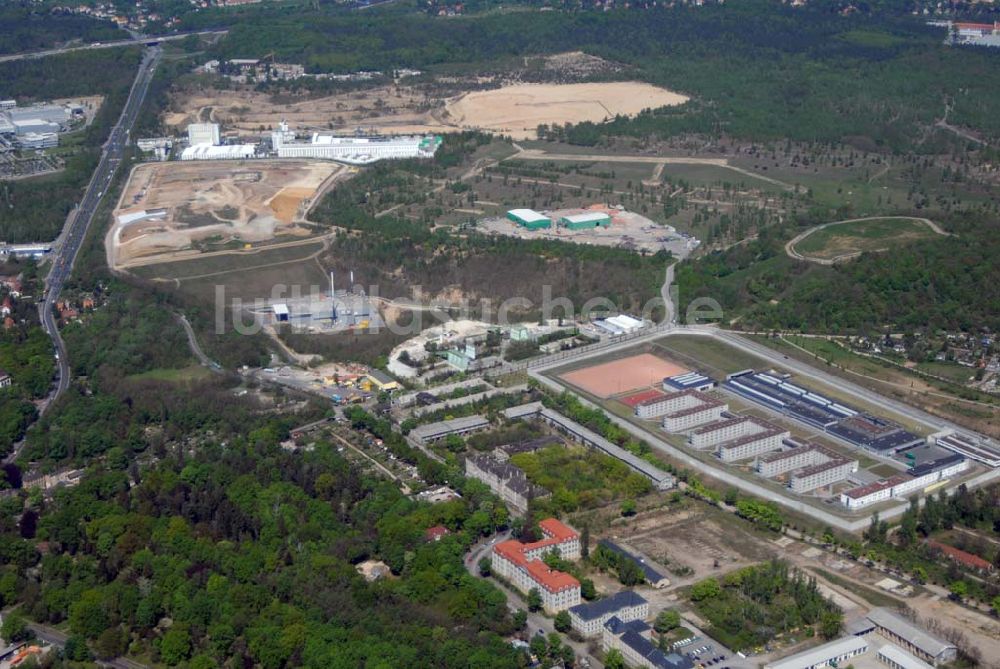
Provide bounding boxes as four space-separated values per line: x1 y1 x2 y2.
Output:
187 122 221 146
507 208 552 230
560 212 611 229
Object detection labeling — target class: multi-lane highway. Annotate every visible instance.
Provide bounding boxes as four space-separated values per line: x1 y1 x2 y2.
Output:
38 46 162 402
0 29 225 63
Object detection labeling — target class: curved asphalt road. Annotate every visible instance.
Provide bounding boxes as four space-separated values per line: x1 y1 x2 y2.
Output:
785 216 949 265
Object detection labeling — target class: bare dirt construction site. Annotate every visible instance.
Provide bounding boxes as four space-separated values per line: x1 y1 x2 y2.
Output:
478 204 699 256
164 81 687 140
108 160 345 270
441 82 688 139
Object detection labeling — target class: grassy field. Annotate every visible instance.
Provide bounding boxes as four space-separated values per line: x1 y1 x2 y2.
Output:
127 365 214 383
652 334 766 375
794 217 938 261
130 240 328 303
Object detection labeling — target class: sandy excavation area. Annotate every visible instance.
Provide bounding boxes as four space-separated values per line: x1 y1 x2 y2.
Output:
109 160 344 269
165 81 688 140
443 82 688 138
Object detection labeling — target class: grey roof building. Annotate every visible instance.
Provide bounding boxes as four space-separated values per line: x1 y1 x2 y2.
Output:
410 415 489 444
865 608 957 665
603 616 694 669
568 590 649 638
598 539 669 587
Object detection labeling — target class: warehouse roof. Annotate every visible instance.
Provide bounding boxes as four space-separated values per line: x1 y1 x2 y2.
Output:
410 415 489 442
598 539 667 584
866 608 955 659
764 636 868 669
569 590 647 621
877 644 934 669
562 211 610 223
508 208 549 223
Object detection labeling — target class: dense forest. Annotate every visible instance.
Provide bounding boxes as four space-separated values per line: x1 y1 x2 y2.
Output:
0 5 123 55
194 0 1000 149
0 48 142 243
1 433 526 667
674 211 1000 334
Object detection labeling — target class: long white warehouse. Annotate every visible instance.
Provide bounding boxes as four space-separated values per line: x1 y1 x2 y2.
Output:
271 123 441 164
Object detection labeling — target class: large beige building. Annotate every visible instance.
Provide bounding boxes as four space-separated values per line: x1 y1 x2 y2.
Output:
491 518 582 613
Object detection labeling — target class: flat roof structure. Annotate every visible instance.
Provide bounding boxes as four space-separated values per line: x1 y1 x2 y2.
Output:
507 208 550 223
866 608 956 663
664 371 715 391
597 539 668 586
842 475 907 500
410 415 490 443
934 432 1000 467
568 590 647 621
877 644 935 669
764 636 869 669
619 388 667 407
562 212 611 224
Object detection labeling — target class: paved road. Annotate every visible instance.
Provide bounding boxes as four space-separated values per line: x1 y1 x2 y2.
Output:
785 216 950 265
0 607 147 669
175 313 222 372
0 30 225 63
3 48 159 467
38 47 162 402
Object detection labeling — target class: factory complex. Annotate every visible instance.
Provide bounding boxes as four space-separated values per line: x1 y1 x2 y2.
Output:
139 120 442 166
271 122 442 164
724 370 924 453
0 99 88 150
507 208 613 231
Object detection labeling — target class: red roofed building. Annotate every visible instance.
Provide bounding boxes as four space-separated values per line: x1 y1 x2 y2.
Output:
927 540 994 572
491 517 581 613
425 525 450 542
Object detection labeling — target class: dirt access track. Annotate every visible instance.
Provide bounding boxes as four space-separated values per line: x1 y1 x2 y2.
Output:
785 216 949 265
165 81 688 140
108 160 347 270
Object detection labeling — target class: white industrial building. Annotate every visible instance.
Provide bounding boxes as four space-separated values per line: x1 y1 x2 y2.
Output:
764 636 868 669
758 443 857 492
717 428 788 462
187 122 221 146
593 314 645 335
12 118 60 135
840 457 969 510
877 644 935 669
636 389 714 420
789 458 857 493
271 122 441 164
690 416 774 449
17 132 58 150
180 144 256 161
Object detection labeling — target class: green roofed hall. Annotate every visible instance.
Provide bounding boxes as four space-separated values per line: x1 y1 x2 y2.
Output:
507 208 552 230
560 212 611 230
